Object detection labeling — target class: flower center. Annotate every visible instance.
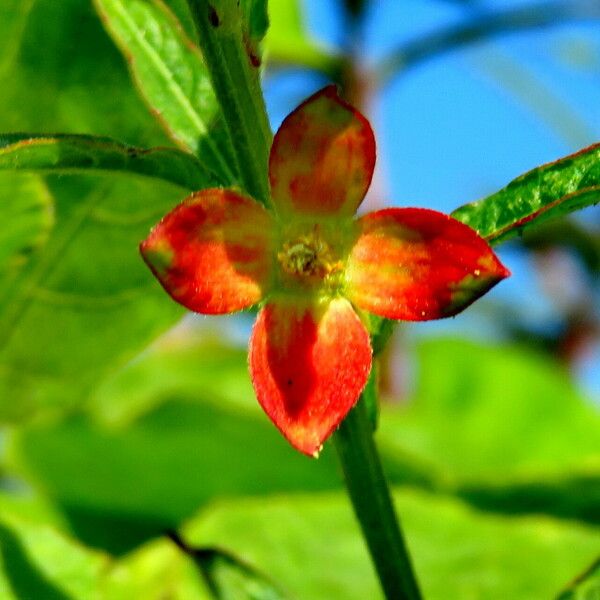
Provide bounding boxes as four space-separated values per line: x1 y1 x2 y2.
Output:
277 226 343 283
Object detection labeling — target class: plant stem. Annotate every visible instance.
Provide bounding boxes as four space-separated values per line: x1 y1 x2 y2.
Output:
184 5 420 595
334 396 423 600
185 0 272 204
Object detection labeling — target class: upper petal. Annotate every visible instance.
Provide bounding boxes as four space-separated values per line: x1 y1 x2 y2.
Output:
269 85 375 218
140 189 274 314
345 208 510 320
249 297 372 457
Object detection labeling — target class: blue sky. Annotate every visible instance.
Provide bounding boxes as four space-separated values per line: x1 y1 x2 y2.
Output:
260 0 600 398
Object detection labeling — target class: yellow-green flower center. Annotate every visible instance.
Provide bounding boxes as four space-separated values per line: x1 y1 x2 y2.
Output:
277 226 343 285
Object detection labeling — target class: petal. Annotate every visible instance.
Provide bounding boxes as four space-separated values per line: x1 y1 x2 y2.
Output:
346 208 510 320
269 85 375 218
140 189 274 314
249 297 372 457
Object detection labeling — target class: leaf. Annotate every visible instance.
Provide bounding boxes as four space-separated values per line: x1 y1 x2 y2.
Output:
185 488 600 600
0 0 166 145
0 134 219 191
8 338 341 552
0 173 53 277
104 537 212 599
557 557 600 600
240 0 269 46
377 338 600 521
452 143 600 244
0 175 185 422
93 0 238 183
0 493 107 600
90 333 257 425
264 0 343 75
169 532 289 600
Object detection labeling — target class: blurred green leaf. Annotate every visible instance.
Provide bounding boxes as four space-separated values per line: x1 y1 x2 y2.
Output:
0 175 184 421
557 557 600 600
452 143 600 244
0 0 166 145
8 338 341 551
169 532 289 600
264 0 343 75
105 537 212 599
378 338 600 521
90 334 255 425
0 173 53 277
0 134 217 191
93 0 237 184
0 493 107 600
185 488 600 600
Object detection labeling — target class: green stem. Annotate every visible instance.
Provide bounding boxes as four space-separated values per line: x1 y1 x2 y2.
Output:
334 396 423 600
185 0 272 203
184 5 420 595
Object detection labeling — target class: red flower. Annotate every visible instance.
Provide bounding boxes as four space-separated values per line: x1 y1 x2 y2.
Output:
140 86 509 457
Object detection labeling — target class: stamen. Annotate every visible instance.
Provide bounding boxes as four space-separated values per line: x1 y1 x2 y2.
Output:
278 226 343 283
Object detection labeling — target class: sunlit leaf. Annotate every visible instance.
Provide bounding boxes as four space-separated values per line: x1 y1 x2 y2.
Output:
185 489 600 600
93 0 237 183
0 0 166 145
557 557 600 600
0 134 218 191
0 175 185 422
378 338 600 521
8 347 340 552
104 537 212 599
0 494 107 600
169 532 288 600
452 143 600 244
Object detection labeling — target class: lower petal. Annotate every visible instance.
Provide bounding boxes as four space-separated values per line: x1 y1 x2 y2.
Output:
249 297 372 457
346 208 510 320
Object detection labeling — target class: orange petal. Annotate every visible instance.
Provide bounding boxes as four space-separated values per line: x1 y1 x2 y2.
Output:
140 189 274 314
269 85 375 218
346 208 510 320
249 297 372 456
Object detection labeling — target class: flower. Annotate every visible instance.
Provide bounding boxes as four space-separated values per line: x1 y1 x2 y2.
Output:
140 86 509 457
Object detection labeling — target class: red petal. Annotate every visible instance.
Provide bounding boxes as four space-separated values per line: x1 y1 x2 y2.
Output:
346 208 510 320
269 85 375 217
249 297 372 456
140 189 273 314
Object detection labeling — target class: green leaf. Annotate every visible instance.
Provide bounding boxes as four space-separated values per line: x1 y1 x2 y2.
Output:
452 143 600 244
264 0 343 75
7 336 341 551
557 558 600 600
185 489 600 600
90 334 257 425
0 175 185 422
378 338 600 521
0 134 218 191
0 173 53 277
104 537 212 599
240 0 269 48
169 533 289 600
0 0 166 146
93 0 237 183
0 493 107 600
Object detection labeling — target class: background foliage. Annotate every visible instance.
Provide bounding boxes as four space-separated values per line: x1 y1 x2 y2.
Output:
0 0 598 598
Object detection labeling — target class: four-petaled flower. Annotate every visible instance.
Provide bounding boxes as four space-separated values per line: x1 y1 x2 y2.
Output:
140 86 509 457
